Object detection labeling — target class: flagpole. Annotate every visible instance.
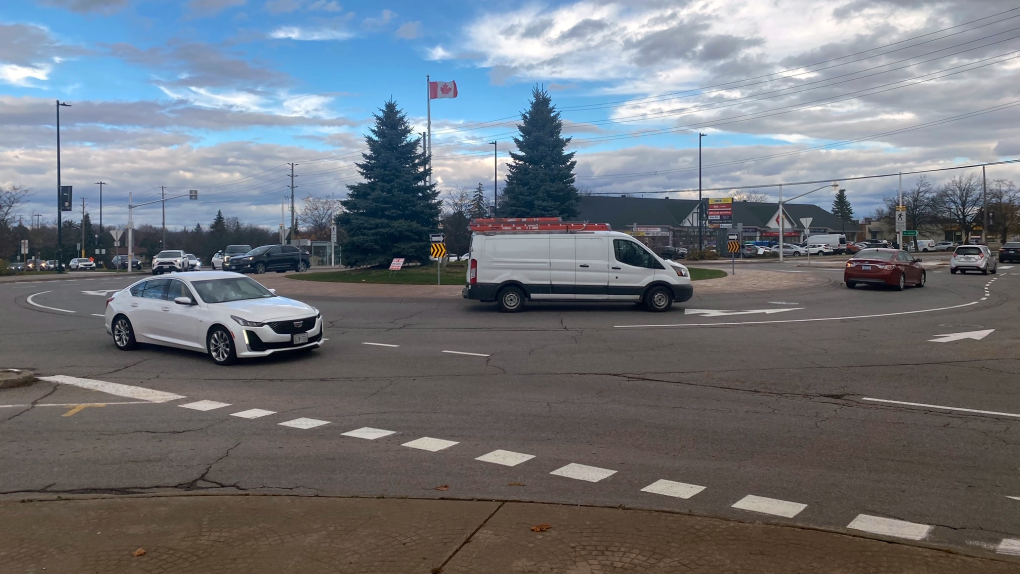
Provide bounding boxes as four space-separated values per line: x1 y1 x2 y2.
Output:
426 74 432 187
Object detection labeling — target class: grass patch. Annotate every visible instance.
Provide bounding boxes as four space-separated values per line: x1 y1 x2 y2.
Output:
292 262 468 285
688 267 727 281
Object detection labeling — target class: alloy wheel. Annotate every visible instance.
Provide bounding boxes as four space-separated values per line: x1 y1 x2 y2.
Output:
209 330 232 363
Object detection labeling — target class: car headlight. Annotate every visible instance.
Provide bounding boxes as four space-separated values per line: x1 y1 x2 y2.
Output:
672 265 688 277
231 315 265 327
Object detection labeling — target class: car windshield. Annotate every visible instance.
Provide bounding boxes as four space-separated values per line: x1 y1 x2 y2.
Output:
853 249 895 260
191 277 275 303
246 245 273 256
156 251 181 258
226 246 251 254
955 246 982 255
1003 243 1020 248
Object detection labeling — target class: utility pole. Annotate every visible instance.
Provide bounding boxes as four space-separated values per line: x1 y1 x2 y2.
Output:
698 133 707 251
287 163 298 243
95 181 105 233
280 195 286 244
898 172 902 251
490 141 497 217
160 185 166 249
56 100 71 273
982 165 988 244
80 197 86 258
32 214 42 229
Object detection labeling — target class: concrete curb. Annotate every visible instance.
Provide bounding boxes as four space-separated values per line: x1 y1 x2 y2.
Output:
0 272 146 284
0 369 35 389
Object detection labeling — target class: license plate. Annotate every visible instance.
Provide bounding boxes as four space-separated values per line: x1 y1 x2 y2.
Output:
292 333 308 345
862 265 871 270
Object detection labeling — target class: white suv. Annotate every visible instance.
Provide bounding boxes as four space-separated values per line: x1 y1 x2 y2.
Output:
152 250 189 275
950 245 996 275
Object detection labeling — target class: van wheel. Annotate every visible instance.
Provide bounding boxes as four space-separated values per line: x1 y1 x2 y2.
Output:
645 286 673 312
846 281 856 289
497 286 525 313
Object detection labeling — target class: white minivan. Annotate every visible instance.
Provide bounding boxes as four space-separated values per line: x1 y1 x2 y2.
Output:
463 231 694 312
805 234 848 254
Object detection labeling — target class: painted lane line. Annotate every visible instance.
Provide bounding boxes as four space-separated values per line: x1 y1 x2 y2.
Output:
981 297 988 301
363 342 399 348
685 308 803 318
999 539 1020 556
38 375 185 403
641 479 706 500
442 350 491 357
861 397 1020 419
550 463 617 483
26 291 75 314
999 265 1014 270
731 495 807 518
402 437 459 452
231 408 276 419
847 514 932 541
768 301 799 305
1008 496 1020 501
279 417 330 430
179 400 231 411
616 300 979 329
92 314 105 317
342 427 396 440
0 401 154 408
475 449 535 467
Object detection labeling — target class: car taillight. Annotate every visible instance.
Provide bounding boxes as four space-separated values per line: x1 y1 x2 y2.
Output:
469 259 477 284
978 252 985 259
106 296 114 308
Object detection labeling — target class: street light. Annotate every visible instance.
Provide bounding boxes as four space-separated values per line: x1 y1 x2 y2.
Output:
56 100 71 274
698 132 707 251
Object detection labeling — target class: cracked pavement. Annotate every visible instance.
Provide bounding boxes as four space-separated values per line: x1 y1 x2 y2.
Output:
0 264 1017 560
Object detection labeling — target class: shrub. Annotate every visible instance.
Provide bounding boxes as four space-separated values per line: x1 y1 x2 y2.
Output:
686 249 720 261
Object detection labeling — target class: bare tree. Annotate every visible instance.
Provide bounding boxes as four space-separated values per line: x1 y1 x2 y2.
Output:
883 175 942 232
441 187 473 217
988 178 1020 243
298 194 344 241
729 191 769 202
0 185 31 259
938 174 982 243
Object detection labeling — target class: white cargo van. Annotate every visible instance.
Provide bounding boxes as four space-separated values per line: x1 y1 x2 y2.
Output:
463 230 694 312
805 234 848 254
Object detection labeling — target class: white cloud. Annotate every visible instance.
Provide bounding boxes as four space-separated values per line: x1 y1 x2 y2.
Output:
281 94 333 117
426 45 453 61
307 0 342 12
0 64 52 87
158 85 267 112
395 21 421 40
269 26 353 41
362 9 396 29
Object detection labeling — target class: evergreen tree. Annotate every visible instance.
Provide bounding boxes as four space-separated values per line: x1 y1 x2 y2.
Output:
210 210 227 235
338 100 439 266
501 87 579 218
831 189 854 233
193 223 203 234
81 213 95 255
470 183 489 219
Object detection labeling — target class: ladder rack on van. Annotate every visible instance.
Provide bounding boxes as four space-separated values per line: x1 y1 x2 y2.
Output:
469 217 612 233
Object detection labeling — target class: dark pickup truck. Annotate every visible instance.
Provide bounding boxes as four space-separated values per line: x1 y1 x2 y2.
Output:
224 244 310 274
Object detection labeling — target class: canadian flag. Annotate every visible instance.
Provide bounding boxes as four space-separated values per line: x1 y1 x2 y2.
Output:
429 80 458 99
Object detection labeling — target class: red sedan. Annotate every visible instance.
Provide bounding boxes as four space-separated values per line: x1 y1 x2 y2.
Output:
844 248 926 290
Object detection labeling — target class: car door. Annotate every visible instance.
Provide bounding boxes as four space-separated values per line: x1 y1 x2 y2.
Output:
132 278 169 341
609 239 657 300
547 236 575 300
281 245 301 270
896 251 916 282
263 246 283 270
574 236 609 300
158 279 205 349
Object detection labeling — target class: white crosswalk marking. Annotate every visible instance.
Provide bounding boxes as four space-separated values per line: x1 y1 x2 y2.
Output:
402 437 458 452
278 418 330 430
341 427 396 440
732 495 807 518
997 539 1020 556
550 463 616 483
179 400 231 411
641 479 706 499
475 450 535 467
847 514 932 540
231 409 276 419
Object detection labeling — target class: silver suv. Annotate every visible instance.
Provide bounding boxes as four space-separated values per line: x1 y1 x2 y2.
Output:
950 245 996 275
151 250 189 275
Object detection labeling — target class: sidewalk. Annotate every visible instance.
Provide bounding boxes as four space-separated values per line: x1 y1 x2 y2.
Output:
1 496 1015 573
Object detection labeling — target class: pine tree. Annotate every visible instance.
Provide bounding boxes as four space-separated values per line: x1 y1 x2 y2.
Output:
470 183 489 219
831 189 854 233
501 87 579 218
210 210 227 236
338 100 439 266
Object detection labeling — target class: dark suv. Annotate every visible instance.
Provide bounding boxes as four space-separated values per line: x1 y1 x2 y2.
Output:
221 244 252 269
225 245 310 274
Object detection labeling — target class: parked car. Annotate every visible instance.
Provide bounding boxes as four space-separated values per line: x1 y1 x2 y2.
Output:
26 258 43 271
224 244 310 274
740 244 759 258
950 245 997 275
187 254 201 271
211 251 224 270
998 242 1020 263
151 250 190 275
68 257 96 270
659 246 688 260
463 231 693 312
845 249 926 290
110 255 142 270
221 245 252 269
806 234 848 254
9 261 25 272
933 241 956 252
914 239 936 252
782 244 807 256
105 271 323 366
806 244 834 256
43 260 58 271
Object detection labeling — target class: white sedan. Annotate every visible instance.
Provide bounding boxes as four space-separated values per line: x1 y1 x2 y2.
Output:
105 271 323 365
807 243 834 256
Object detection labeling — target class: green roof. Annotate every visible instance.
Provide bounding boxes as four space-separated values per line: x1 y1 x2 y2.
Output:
577 196 846 231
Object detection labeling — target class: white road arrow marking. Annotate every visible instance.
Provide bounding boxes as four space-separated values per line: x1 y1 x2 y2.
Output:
685 308 803 318
1008 496 1020 501
82 289 120 296
928 329 994 343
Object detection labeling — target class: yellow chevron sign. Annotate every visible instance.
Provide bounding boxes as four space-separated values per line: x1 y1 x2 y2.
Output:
727 240 741 253
430 243 447 258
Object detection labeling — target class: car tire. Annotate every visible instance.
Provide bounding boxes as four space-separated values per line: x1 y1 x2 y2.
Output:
793 252 800 257
982 267 988 275
297 261 308 273
846 281 856 289
991 267 997 274
917 272 926 287
151 270 158 275
896 273 905 291
497 286 525 313
950 268 957 274
255 262 266 274
112 315 137 351
207 326 237 366
645 285 673 312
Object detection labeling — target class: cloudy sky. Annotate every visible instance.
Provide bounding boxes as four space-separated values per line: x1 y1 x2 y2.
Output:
1 0 1018 231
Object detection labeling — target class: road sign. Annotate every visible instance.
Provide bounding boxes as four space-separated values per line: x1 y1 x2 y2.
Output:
799 217 813 230
330 225 337 243
727 240 741 253
430 243 447 258
728 234 738 241
430 233 445 243
902 230 918 236
114 240 120 247
895 207 906 232
21 240 28 254
110 228 123 242
719 223 732 229
389 258 405 271
189 189 198 200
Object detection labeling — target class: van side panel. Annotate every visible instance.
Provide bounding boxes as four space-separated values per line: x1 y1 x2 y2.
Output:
479 235 551 291
546 236 576 300
574 237 609 299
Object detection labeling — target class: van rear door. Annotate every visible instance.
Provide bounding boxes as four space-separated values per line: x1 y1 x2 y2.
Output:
574 236 609 299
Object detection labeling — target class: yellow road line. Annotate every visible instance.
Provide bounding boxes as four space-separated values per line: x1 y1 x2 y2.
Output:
62 404 106 417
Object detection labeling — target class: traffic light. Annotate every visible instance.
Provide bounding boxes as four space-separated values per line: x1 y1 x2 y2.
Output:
60 186 72 211
189 189 198 200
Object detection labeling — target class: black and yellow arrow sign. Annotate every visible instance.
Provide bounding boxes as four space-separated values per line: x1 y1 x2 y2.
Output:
727 240 741 253
430 243 447 258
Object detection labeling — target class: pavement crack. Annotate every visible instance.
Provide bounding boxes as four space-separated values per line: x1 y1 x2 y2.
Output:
91 358 151 377
0 384 58 423
433 501 505 574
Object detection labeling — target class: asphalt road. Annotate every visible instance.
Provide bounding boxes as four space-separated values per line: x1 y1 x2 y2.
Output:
1 261 1018 558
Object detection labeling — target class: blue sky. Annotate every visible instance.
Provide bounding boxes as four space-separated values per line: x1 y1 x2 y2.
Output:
1 0 1018 229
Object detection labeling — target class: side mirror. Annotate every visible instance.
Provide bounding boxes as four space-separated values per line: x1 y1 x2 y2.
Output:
914 258 922 262
174 296 195 306
268 289 276 295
